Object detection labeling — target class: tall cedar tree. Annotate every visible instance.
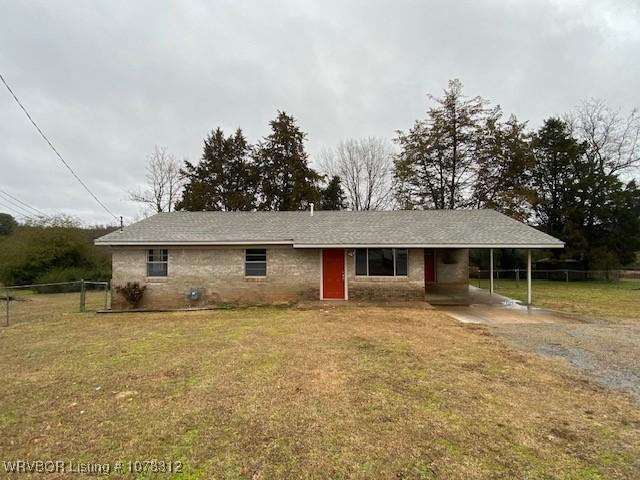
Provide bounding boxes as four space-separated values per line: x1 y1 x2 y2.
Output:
320 175 347 210
472 112 534 221
530 118 585 247
394 79 487 209
254 111 321 210
395 79 531 213
530 118 640 267
177 128 257 211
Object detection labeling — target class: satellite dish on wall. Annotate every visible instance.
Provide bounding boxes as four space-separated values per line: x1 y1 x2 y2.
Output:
186 288 202 302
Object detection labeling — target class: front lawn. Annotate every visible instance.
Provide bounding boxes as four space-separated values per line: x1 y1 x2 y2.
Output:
476 278 640 323
1 305 639 479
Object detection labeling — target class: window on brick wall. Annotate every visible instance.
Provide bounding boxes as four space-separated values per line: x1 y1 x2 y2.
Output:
245 249 267 277
355 248 408 276
147 249 168 277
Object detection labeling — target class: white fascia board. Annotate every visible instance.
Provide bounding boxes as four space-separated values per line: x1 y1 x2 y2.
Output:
94 240 294 246
95 240 564 249
293 243 565 249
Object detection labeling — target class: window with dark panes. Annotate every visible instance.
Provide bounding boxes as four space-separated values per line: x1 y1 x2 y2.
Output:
395 249 408 276
369 248 395 276
147 249 168 277
355 249 368 275
245 248 267 277
354 248 408 276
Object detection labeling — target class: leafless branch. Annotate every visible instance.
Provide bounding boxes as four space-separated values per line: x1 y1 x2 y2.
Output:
320 137 394 210
128 146 184 213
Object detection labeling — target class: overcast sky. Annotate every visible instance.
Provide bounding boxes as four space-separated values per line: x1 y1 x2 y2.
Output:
1 0 639 225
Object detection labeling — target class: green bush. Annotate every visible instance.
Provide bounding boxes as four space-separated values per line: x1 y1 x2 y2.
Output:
33 267 110 293
0 226 112 287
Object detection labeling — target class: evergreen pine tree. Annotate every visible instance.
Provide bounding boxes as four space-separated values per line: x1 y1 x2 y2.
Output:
254 111 321 210
177 128 257 211
320 175 347 210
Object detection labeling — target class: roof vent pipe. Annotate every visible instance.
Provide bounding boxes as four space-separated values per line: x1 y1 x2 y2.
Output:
310 203 314 217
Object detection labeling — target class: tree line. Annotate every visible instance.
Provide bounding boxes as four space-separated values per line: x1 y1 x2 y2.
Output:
394 80 640 268
130 79 639 269
0 214 112 286
130 113 396 214
2 79 636 286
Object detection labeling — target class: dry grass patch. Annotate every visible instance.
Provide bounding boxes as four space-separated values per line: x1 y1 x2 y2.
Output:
478 278 640 323
0 304 639 479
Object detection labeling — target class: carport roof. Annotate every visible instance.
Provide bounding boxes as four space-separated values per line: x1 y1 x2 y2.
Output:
95 210 564 248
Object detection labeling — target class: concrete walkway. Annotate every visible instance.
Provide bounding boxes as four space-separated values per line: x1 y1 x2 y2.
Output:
437 287 640 401
437 287 580 325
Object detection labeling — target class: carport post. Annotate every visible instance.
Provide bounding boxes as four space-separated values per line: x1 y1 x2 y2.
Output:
489 248 494 294
527 249 532 306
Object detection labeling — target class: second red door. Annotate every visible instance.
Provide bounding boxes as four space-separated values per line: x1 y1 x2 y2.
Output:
424 249 435 283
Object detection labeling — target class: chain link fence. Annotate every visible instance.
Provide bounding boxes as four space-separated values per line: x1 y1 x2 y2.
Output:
472 268 624 285
1 280 110 326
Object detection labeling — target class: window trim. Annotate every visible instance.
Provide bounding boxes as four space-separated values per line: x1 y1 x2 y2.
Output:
245 248 267 277
146 248 168 277
355 248 408 277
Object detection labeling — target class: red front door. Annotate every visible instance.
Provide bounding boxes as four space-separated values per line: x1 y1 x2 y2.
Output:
424 249 435 284
322 249 345 300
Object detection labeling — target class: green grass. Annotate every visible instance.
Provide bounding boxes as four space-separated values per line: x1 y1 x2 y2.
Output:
474 278 640 322
1 300 639 478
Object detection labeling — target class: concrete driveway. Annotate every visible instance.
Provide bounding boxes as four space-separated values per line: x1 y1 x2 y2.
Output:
437 291 640 401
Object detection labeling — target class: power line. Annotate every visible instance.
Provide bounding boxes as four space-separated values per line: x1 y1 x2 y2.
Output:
0 72 119 221
0 193 37 218
0 199 34 220
0 189 48 217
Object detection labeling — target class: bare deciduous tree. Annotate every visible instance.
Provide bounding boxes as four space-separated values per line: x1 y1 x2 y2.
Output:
564 99 640 179
565 99 640 177
319 137 394 210
23 213 82 228
129 146 183 214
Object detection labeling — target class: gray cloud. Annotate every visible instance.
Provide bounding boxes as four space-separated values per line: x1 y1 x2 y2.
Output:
1 0 638 224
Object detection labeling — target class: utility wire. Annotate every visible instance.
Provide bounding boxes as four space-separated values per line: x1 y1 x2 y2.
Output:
0 194 35 218
0 72 119 221
0 189 48 217
0 199 34 220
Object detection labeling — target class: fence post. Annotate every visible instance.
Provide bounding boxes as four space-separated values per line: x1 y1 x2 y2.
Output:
79 279 86 313
4 288 9 327
103 281 109 310
565 270 569 284
515 268 520 288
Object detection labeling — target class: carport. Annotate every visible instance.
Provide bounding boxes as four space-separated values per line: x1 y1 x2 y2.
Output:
425 244 564 307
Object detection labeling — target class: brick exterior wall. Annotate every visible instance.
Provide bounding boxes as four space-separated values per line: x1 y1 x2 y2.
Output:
110 246 469 309
111 246 321 309
429 248 470 294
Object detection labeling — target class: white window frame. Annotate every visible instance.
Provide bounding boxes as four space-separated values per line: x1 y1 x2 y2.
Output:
245 248 267 277
146 249 168 277
355 248 408 277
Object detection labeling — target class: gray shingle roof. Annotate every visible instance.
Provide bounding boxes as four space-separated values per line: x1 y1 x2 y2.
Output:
95 210 564 248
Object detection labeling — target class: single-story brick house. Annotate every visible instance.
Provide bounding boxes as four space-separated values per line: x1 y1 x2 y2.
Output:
95 209 564 309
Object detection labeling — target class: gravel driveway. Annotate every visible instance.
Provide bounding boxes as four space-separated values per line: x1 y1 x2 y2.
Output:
438 302 640 400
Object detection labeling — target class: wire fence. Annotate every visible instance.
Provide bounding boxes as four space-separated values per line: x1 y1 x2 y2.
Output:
472 268 626 286
1 280 110 326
